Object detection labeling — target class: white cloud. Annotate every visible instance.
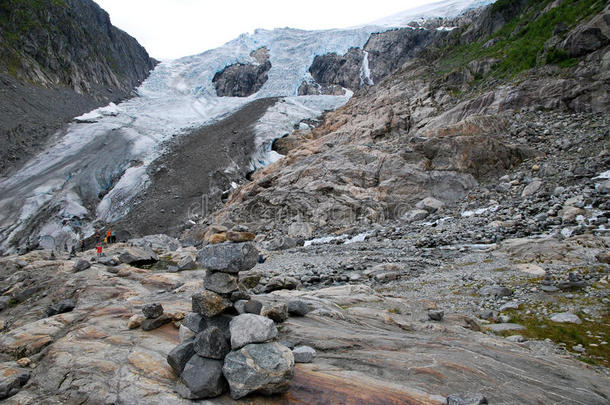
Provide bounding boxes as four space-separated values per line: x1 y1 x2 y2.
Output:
93 0 438 60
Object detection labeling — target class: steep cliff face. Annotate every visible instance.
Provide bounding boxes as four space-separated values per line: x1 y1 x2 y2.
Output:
0 0 156 175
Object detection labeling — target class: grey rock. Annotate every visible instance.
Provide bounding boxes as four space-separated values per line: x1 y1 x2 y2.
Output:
141 314 172 331
182 312 207 334
178 256 197 271
192 291 232 317
0 296 11 312
234 300 248 314
197 242 259 273
97 256 119 266
194 327 230 360
244 299 263 315
167 340 195 375
499 301 520 311
307 48 364 92
402 209 429 222
287 300 310 316
486 323 526 332
46 299 76 317
550 312 581 324
205 315 233 341
142 303 164 319
506 335 525 343
178 355 227 399
223 342 294 399
416 197 445 213
230 290 250 302
428 310 444 321
203 271 238 294
0 370 30 400
73 259 91 272
479 285 512 298
292 345 316 363
118 246 158 266
213 48 271 97
279 340 295 350
521 179 542 197
262 303 288 323
179 324 196 342
447 393 488 405
230 314 278 350
264 275 301 293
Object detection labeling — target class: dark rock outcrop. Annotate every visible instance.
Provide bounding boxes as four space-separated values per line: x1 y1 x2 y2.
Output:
364 27 446 84
0 0 156 176
307 48 363 92
213 47 271 97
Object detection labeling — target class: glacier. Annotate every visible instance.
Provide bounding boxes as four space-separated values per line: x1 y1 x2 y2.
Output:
0 0 495 254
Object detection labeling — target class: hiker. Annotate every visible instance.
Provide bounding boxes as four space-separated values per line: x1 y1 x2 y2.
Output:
106 229 112 243
80 240 86 252
258 254 266 264
96 244 103 257
111 230 116 244
70 245 76 258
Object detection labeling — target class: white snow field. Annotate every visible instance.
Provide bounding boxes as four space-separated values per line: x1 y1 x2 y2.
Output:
0 0 494 253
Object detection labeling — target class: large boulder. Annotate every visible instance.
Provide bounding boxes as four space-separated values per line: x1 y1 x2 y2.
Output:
73 260 91 272
222 342 294 399
118 246 158 266
230 314 278 350
197 242 259 273
177 355 227 399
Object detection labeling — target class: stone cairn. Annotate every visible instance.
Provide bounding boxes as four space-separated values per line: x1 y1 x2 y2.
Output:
166 241 296 400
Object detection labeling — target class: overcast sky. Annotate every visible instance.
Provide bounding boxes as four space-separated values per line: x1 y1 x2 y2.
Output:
93 0 440 60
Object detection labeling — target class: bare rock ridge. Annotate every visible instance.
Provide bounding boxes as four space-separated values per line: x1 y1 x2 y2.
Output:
0 0 156 176
213 47 272 97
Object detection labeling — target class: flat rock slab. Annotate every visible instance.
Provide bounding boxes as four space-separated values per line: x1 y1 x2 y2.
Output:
484 323 527 332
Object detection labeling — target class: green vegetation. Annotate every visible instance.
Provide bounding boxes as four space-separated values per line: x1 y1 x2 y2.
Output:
0 0 65 39
387 307 402 314
437 0 606 78
502 310 609 367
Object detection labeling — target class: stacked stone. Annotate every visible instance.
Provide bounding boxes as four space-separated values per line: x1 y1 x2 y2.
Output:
141 303 171 331
167 242 295 400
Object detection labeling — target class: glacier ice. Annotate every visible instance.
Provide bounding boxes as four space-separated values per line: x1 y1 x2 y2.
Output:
0 0 494 253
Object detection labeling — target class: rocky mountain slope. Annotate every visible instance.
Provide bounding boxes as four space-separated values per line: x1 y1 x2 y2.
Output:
0 0 609 403
207 0 609 242
0 0 156 176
